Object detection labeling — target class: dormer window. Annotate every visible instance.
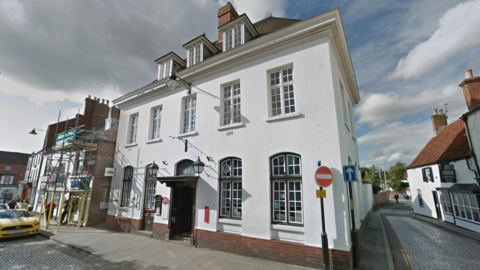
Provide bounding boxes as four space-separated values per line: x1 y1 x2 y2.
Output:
188 44 202 67
225 24 242 51
183 34 219 68
158 60 171 80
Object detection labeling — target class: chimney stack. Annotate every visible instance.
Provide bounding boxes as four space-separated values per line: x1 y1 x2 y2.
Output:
432 108 448 136
217 2 239 42
459 69 480 111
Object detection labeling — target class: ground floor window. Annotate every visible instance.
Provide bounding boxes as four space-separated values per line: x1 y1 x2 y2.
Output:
121 181 132 207
439 191 453 214
451 193 480 223
220 181 242 218
272 180 303 224
99 186 110 210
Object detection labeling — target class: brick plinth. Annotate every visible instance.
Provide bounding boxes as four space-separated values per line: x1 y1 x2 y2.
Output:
105 215 141 233
152 223 169 239
195 229 352 269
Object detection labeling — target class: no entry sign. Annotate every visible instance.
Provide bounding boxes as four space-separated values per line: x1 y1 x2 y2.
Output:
162 197 169 205
315 166 333 188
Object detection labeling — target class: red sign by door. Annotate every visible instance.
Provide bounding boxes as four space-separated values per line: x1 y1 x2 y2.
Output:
315 166 333 188
162 197 169 204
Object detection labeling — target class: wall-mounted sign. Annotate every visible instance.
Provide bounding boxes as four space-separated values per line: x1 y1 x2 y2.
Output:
104 168 115 177
440 164 456 183
162 197 169 205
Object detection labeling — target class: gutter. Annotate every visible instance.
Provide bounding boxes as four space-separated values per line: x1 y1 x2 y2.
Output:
461 113 480 182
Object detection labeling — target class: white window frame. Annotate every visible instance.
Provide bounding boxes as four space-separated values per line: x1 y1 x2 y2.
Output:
0 174 14 184
121 167 133 207
219 158 242 219
451 193 480 223
223 24 244 52
220 80 241 126
187 43 203 67
128 114 139 144
158 60 172 80
150 106 163 140
439 191 453 215
5 165 12 171
181 95 197 133
267 65 296 117
422 167 434 183
271 153 303 225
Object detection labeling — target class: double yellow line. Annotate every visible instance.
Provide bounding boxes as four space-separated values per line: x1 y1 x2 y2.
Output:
401 248 413 268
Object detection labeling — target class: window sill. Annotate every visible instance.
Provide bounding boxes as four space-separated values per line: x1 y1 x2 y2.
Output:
217 123 244 131
265 112 301 122
177 131 198 138
271 224 305 233
146 138 163 144
124 143 138 148
218 218 242 225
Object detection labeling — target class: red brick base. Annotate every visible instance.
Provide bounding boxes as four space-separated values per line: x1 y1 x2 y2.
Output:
105 215 141 233
195 229 352 269
152 222 168 239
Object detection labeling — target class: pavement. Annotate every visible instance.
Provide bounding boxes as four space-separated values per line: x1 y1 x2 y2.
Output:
33 200 480 270
37 218 314 270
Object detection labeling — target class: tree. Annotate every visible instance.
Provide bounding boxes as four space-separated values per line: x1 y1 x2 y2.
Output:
363 165 382 194
387 162 407 191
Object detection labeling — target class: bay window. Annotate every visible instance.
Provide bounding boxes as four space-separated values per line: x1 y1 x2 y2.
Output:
451 193 480 223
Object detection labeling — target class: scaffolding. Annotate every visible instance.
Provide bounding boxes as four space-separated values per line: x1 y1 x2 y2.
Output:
39 112 102 232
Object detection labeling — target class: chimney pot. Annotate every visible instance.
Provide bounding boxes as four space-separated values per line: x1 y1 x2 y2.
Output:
106 100 109 106
433 108 437 115
439 108 443 114
102 99 105 104
464 69 473 79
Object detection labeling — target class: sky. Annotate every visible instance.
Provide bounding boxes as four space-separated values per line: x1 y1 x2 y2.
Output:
1 0 479 169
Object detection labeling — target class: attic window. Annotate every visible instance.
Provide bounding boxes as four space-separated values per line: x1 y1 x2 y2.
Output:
158 60 171 80
188 44 202 67
224 24 243 51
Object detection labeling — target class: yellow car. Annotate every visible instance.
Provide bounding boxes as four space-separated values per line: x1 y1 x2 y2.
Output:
0 209 40 238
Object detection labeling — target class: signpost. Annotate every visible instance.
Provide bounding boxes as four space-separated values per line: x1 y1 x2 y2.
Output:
343 165 359 268
315 166 332 270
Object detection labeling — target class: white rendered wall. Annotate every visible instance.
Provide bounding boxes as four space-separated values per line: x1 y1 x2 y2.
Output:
408 159 477 220
109 36 360 252
466 111 480 178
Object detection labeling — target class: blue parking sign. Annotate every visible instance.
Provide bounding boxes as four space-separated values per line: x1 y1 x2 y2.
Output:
344 165 357 181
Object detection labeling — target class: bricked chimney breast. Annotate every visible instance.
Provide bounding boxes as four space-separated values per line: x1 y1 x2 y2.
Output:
432 108 448 136
217 2 239 42
459 69 480 111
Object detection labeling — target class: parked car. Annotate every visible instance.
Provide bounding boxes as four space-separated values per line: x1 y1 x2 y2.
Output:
0 204 7 210
0 209 40 238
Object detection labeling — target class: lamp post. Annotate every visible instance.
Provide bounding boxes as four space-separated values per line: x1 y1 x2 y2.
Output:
166 72 219 99
192 157 205 175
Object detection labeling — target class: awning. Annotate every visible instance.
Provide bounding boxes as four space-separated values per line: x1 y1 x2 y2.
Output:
155 175 199 188
436 183 480 194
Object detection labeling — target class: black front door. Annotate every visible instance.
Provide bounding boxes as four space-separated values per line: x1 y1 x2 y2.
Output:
432 191 442 220
170 187 193 239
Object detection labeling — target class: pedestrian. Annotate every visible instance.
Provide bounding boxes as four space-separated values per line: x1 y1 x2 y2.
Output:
14 194 21 202
45 202 57 219
8 199 18 209
394 194 399 203
61 199 70 224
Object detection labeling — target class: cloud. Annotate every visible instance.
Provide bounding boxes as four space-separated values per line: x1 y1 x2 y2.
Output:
389 0 480 80
356 83 466 127
358 121 433 167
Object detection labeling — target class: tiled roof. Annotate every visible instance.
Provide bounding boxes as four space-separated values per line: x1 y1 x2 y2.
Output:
0 151 30 165
253 16 301 36
407 120 471 169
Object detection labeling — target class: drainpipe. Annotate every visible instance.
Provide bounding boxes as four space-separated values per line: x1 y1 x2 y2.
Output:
461 113 480 182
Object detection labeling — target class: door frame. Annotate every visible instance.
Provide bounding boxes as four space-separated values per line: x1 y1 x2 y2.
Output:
432 190 442 220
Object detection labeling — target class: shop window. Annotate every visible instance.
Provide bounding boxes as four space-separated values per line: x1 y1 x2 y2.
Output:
439 191 453 214
451 193 480 223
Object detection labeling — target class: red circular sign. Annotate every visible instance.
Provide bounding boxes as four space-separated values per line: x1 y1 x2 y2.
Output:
162 197 169 204
315 166 333 188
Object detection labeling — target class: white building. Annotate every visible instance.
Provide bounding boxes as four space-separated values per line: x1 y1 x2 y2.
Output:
408 69 480 233
107 4 371 269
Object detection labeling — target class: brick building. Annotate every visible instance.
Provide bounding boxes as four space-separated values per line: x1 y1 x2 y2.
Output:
32 96 120 226
0 151 30 203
